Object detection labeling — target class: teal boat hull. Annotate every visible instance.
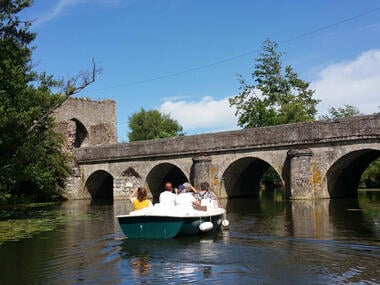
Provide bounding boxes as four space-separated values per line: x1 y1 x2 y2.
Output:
117 211 225 239
117 216 184 239
178 214 224 236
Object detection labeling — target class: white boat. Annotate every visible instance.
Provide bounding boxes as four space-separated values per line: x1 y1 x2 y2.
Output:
117 196 228 239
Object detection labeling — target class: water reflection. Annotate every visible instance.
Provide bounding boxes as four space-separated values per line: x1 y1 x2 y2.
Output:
130 255 151 277
287 199 333 239
119 237 212 283
225 189 380 241
0 190 379 284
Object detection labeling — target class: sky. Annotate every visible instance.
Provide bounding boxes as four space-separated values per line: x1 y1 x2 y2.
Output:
20 0 380 142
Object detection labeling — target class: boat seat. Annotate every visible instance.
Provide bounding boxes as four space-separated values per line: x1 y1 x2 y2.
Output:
200 198 219 210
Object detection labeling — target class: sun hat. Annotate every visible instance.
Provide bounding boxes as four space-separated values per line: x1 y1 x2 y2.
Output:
177 184 186 193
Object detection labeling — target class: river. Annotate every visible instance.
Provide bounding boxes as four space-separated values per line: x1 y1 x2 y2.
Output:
0 190 379 284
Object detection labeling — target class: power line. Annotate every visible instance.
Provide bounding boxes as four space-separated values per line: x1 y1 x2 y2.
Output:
279 7 379 45
92 7 379 92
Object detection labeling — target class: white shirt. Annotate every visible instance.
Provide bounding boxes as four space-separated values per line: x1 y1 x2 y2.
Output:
159 191 176 205
175 192 195 208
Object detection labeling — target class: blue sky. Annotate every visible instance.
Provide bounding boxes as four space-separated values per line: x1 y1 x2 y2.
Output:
21 0 380 142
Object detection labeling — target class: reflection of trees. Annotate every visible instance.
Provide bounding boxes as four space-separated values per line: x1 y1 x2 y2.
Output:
358 190 380 211
358 190 380 238
225 196 288 237
259 188 286 216
329 197 376 238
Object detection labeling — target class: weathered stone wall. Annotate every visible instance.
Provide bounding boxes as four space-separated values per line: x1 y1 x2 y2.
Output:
53 97 117 198
54 97 117 147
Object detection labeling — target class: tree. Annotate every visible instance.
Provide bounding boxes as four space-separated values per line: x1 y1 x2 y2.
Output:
128 108 183 141
229 39 320 128
0 0 98 202
320 104 360 120
360 159 380 188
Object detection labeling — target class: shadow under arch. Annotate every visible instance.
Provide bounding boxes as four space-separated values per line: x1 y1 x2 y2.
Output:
146 163 187 202
71 118 89 148
326 149 380 198
85 170 114 200
222 157 283 198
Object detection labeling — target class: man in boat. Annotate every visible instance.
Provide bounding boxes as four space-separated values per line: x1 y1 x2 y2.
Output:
159 182 176 205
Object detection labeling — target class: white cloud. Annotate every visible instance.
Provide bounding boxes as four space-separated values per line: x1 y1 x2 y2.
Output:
36 0 122 25
161 50 380 135
35 0 84 24
312 49 380 116
159 96 239 135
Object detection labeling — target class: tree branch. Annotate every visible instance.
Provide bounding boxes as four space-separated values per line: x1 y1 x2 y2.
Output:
26 59 100 135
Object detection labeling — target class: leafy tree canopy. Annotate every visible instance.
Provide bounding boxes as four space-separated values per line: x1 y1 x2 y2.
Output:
229 39 320 128
360 159 380 188
128 108 183 142
320 104 360 120
0 0 97 202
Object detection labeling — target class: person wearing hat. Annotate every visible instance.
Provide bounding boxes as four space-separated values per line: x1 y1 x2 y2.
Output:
184 182 198 193
177 182 197 194
177 184 186 194
175 182 196 208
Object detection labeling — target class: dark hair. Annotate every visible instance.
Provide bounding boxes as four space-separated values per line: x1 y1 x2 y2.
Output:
200 182 209 191
164 182 173 191
137 187 147 201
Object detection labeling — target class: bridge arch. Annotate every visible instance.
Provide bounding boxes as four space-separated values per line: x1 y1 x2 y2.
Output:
85 170 114 200
326 149 380 198
146 162 188 202
222 157 284 198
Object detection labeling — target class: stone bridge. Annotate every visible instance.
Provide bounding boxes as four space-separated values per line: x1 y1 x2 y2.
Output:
64 113 379 201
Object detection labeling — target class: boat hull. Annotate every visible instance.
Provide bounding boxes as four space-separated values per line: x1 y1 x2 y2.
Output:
177 213 224 236
117 207 226 239
117 215 184 239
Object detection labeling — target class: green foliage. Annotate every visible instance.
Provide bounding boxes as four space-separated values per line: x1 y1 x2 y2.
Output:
320 104 360 120
261 166 281 188
229 39 320 128
360 159 380 188
128 108 184 141
0 0 71 202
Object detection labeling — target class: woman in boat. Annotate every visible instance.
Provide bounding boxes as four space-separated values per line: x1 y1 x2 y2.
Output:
193 181 221 208
181 182 197 193
128 187 153 210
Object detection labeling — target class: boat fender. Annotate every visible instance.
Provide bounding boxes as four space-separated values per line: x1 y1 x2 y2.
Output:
199 221 213 232
222 219 230 228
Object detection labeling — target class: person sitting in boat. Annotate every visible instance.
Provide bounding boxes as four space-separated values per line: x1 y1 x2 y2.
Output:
181 182 197 193
175 182 197 208
159 182 176 205
193 182 221 210
128 187 153 210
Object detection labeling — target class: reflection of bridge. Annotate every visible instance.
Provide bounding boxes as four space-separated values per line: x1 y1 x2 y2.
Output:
66 110 379 201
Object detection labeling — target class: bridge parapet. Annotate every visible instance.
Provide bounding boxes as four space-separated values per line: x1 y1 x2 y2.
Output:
76 114 380 163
